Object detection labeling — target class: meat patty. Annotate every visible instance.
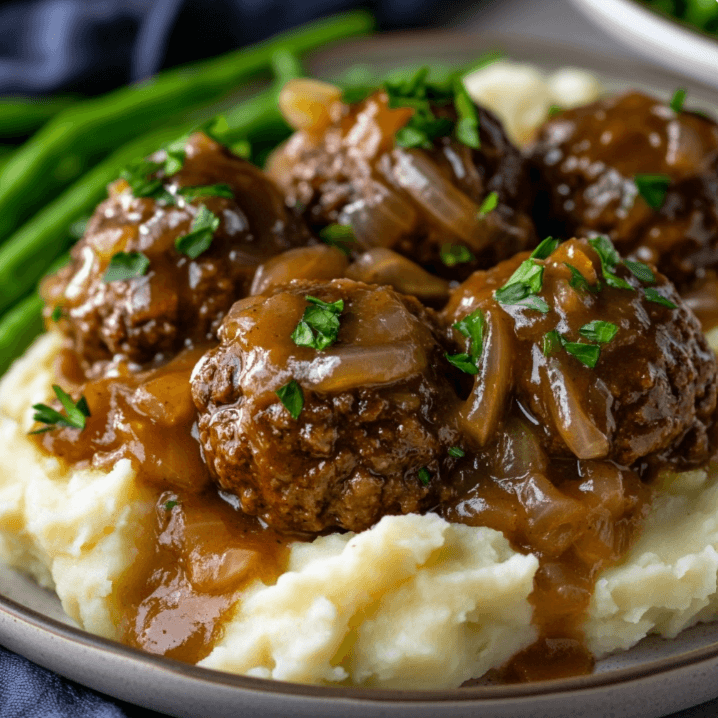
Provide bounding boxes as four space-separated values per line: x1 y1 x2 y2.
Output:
530 91 718 288
42 132 310 369
267 89 538 282
191 278 462 533
442 237 717 467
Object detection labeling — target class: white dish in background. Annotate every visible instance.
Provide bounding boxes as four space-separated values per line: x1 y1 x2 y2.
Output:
569 0 718 90
3 30 718 718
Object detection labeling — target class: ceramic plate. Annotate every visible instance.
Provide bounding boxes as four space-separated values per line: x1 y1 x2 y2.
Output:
3 30 718 718
569 0 718 90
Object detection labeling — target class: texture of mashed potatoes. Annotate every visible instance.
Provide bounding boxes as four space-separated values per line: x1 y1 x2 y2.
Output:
0 333 539 688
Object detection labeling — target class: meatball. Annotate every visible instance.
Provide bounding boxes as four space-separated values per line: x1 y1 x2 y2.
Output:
191 278 462 533
530 91 718 274
42 132 310 368
442 237 717 467
267 85 537 281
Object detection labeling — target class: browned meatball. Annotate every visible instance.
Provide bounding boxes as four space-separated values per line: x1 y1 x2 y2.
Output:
191 278 462 533
42 132 310 369
267 89 537 281
530 92 718 281
442 237 717 468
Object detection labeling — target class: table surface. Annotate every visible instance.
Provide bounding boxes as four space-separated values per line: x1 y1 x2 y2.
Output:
5 1 718 716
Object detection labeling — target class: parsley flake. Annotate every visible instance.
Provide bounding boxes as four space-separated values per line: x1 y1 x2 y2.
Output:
291 295 344 351
644 287 677 309
164 500 178 511
495 259 550 313
50 306 63 322
178 184 233 200
418 467 432 486
561 340 601 368
276 380 304 420
548 104 562 117
670 88 687 114
564 263 599 293
453 79 481 149
635 174 671 210
445 352 479 375
175 205 220 259
120 159 163 198
624 260 655 284
542 330 562 356
30 385 90 434
103 251 150 283
440 243 475 267
588 236 633 290
454 308 486 363
478 191 498 218
448 446 465 458
530 236 559 260
319 223 355 255
579 320 618 344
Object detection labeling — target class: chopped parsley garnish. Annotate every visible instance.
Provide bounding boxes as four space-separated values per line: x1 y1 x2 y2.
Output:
418 467 432 486
548 104 562 117
579 320 618 344
276 380 304 420
494 259 550 313
319 223 355 255
120 146 186 199
163 149 185 176
229 139 251 159
634 174 671 210
448 446 465 458
164 500 178 511
440 243 475 267
644 287 677 309
445 352 479 375
342 86 373 104
670 88 687 114
564 262 599 293
588 235 633 290
178 184 233 200
624 259 655 284
454 308 486 363
542 330 562 356
530 236 559 260
201 115 231 144
478 191 498 218
50 306 63 322
175 205 220 259
291 295 344 351
30 385 90 434
103 251 150 283
68 217 89 240
453 78 481 149
561 340 601 368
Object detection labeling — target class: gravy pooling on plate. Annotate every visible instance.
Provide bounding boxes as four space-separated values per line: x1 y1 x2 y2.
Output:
29 70 718 681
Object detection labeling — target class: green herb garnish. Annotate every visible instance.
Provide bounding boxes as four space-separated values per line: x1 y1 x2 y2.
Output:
342 86 373 104
635 174 671 210
478 191 498 218
445 352 479 375
548 104 562 117
670 88 687 114
50 306 63 322
560 340 601 368
530 236 559 260
30 385 90 434
564 263 599 293
588 235 633 290
579 320 618 344
178 184 233 200
440 244 475 267
542 330 562 356
276 379 304 420
454 308 486 363
448 446 465 458
624 260 655 284
319 223 355 255
644 287 677 309
175 205 220 259
164 500 178 511
418 467 432 486
120 159 163 198
494 259 550 313
453 78 481 149
103 251 150 283
163 149 185 176
291 295 344 351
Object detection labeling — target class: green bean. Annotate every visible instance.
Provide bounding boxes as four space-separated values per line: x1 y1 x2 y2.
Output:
0 96 77 138
0 293 44 375
0 11 374 242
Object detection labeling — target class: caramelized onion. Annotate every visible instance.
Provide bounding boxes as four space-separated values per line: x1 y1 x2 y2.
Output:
250 245 348 296
340 180 418 249
542 360 610 460
346 248 449 302
457 310 513 446
278 78 343 133
383 149 488 249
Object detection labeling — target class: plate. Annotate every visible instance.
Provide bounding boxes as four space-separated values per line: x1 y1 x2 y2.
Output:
3 30 718 718
568 0 718 90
